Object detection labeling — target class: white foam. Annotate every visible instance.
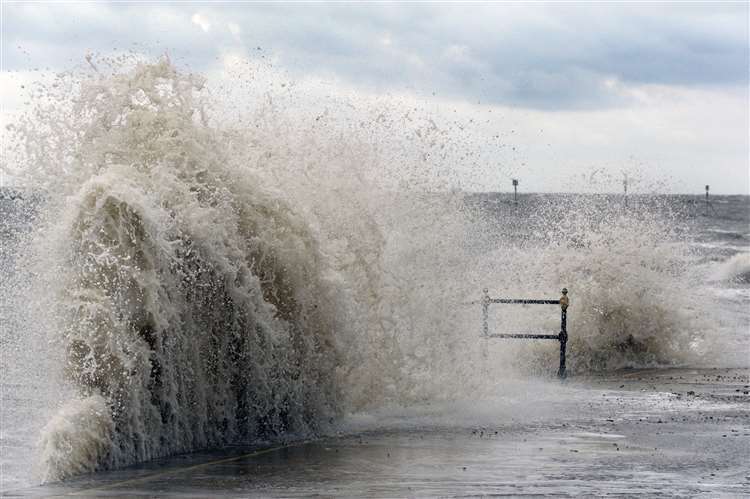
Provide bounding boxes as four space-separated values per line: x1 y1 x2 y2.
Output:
2 55 736 483
711 252 750 283
38 395 114 482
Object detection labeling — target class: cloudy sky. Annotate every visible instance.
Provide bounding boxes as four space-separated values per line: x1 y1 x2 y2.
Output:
2 2 748 193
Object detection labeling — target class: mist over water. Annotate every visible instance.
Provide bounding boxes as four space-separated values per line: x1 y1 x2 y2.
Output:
1 56 744 487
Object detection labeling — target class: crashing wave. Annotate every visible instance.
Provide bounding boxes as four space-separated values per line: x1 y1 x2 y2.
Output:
711 252 750 284
18 60 340 480
3 56 718 483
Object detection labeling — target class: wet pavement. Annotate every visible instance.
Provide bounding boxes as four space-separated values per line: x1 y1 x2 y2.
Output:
6 368 750 497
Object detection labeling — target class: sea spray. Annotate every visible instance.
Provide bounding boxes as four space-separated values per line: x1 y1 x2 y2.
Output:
9 59 346 479
6 57 480 480
465 194 711 373
2 55 719 483
712 252 750 284
38 395 114 480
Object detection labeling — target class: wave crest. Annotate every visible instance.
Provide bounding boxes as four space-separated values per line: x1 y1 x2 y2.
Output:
28 60 340 479
712 253 750 284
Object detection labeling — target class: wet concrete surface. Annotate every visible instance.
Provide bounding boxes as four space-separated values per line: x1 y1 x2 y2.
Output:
6 368 749 497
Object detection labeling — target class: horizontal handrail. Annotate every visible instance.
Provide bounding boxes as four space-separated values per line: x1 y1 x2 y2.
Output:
487 333 561 340
488 298 559 305
464 298 560 305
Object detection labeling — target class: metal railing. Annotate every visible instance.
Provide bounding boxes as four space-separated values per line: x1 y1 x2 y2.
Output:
479 288 569 379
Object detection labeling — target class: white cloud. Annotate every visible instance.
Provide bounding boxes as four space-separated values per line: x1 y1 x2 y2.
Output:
2 3 747 193
228 22 241 39
199 53 747 194
443 44 468 61
191 13 211 33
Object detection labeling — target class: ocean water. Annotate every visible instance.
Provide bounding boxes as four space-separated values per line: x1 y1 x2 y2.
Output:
0 59 748 492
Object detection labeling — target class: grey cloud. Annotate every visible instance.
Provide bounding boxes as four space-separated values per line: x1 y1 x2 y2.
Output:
226 3 748 109
3 3 747 110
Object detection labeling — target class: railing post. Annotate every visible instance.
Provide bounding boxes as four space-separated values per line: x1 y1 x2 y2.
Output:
482 288 489 337
558 310 567 379
558 288 569 379
481 288 490 372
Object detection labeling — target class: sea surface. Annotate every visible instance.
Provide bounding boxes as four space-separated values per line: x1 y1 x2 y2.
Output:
1 190 747 493
1 59 747 494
